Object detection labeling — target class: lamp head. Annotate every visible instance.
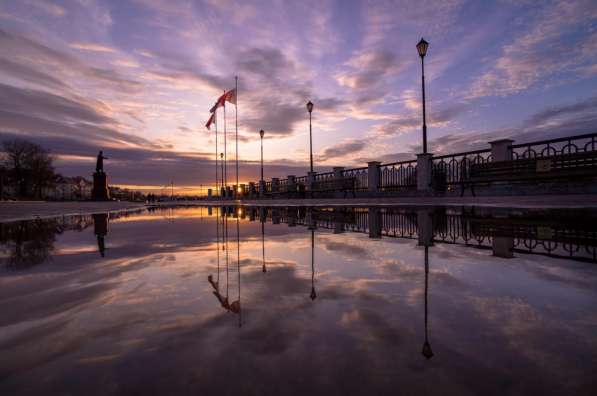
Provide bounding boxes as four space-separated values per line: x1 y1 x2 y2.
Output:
416 38 429 57
259 129 264 138
306 101 314 113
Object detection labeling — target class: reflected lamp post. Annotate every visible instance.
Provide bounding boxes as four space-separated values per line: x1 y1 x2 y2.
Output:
306 101 314 173
416 38 429 154
421 246 434 359
259 129 265 182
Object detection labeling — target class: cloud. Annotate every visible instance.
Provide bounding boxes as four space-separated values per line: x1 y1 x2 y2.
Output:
468 0 597 98
0 28 142 93
319 140 366 161
372 102 471 136
26 0 66 17
336 51 403 91
69 42 117 53
0 58 67 89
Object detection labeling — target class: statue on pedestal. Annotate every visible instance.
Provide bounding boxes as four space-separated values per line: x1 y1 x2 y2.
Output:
96 151 108 173
92 150 110 201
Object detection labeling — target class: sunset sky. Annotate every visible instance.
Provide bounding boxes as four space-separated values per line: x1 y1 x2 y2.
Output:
1 0 596 193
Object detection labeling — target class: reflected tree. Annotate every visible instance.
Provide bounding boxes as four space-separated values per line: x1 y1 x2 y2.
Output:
0 219 62 269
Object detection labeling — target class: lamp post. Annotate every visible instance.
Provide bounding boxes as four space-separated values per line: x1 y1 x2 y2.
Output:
306 101 314 173
416 38 429 154
259 129 265 182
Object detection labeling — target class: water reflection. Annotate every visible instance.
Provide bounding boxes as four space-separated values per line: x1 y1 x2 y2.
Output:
1 205 597 395
93 213 108 257
208 209 242 326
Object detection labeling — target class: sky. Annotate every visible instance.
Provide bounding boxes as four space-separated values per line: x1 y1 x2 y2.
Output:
1 0 596 194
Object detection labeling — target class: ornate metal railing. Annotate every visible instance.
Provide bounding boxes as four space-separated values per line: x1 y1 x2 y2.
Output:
342 167 368 191
432 149 493 187
278 178 288 193
379 160 417 191
314 171 335 184
295 175 308 191
511 132 597 159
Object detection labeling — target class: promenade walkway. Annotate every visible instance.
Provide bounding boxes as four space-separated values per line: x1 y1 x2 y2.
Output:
2 194 597 223
0 201 146 223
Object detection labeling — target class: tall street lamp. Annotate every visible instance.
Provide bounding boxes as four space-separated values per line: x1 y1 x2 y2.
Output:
259 129 265 182
306 101 314 173
416 38 429 154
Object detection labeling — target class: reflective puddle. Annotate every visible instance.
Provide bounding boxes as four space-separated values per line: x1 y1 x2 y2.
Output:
1 206 596 395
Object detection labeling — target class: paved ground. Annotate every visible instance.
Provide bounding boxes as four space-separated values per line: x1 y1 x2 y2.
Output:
3 194 597 222
0 201 146 223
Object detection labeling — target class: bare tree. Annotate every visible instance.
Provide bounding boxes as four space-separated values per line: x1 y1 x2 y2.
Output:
2 139 55 199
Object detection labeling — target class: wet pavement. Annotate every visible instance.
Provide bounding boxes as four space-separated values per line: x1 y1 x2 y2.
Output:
0 205 596 395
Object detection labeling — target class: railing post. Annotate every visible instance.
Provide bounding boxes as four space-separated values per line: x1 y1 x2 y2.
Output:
271 177 279 193
368 207 382 239
207 188 212 199
492 237 514 258
489 139 514 161
287 175 296 196
272 208 281 224
333 167 345 180
307 171 316 192
225 186 232 199
417 209 433 246
248 182 256 198
416 153 433 191
239 183 246 197
259 180 266 197
220 187 225 199
367 161 381 193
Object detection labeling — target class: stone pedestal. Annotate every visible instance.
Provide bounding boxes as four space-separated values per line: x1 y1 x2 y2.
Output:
307 172 316 192
92 172 110 201
416 153 434 192
489 139 514 162
368 207 382 239
492 237 514 258
367 162 381 193
417 209 434 247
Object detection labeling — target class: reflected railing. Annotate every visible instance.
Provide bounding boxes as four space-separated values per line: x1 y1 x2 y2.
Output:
217 206 597 263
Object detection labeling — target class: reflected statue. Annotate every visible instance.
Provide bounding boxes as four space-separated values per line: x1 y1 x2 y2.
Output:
421 246 434 360
93 213 108 257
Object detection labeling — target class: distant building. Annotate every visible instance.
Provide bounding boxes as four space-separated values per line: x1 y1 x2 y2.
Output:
43 175 92 200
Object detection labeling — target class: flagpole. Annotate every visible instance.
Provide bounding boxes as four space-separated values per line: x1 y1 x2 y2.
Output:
215 110 218 196
235 76 239 194
223 90 227 193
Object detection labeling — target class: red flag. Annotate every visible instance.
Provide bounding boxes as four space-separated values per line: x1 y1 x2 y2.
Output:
223 88 236 105
210 94 226 113
205 112 215 130
209 89 236 113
